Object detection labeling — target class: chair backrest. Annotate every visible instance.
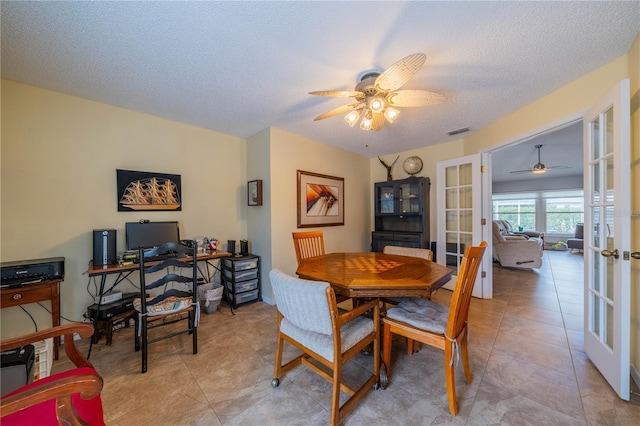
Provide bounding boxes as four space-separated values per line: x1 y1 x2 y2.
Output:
138 241 197 312
446 241 487 339
492 222 506 244
574 223 584 239
383 245 433 260
270 269 334 335
292 230 325 264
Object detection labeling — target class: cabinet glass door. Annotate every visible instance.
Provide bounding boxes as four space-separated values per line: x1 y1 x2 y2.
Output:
376 184 396 214
399 181 420 214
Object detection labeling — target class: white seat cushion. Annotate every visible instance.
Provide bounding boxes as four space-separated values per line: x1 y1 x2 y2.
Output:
280 315 373 362
386 298 449 334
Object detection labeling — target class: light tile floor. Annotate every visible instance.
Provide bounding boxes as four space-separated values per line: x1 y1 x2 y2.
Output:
55 251 640 425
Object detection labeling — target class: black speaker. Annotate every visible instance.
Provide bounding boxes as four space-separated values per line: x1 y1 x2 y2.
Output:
93 229 116 266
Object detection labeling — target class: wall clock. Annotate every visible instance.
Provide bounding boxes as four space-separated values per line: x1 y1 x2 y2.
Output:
403 156 423 176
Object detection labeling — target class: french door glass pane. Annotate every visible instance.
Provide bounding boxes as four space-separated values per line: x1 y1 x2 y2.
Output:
606 303 614 349
459 163 472 185
591 292 600 335
460 186 472 209
446 188 457 209
606 157 614 202
605 107 614 155
445 166 457 186
460 210 472 232
591 117 600 159
446 211 458 231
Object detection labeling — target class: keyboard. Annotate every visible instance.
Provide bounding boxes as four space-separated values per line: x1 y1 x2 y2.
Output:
133 252 182 264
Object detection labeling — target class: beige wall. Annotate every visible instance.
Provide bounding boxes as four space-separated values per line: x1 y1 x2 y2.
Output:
266 127 371 301
1 80 247 338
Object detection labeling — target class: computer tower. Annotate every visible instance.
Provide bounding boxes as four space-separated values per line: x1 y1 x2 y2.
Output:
93 229 116 266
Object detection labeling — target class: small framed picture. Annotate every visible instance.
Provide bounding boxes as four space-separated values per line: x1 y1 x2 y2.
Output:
248 180 263 206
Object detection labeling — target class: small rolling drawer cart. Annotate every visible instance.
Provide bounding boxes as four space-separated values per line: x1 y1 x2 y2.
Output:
221 254 261 309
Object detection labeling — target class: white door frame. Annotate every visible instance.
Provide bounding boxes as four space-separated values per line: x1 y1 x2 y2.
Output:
478 110 586 299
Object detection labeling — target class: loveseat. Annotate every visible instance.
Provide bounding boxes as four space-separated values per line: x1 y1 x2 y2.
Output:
492 221 543 268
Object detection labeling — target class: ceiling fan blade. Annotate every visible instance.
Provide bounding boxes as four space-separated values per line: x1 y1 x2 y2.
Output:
509 169 534 174
308 90 363 98
375 53 427 93
313 103 362 121
546 165 571 170
386 90 446 107
371 111 385 131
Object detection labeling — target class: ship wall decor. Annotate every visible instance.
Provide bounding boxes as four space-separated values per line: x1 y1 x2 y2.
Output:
117 169 182 211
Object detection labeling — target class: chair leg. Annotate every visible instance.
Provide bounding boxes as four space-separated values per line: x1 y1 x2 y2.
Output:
331 360 341 426
407 338 415 355
383 322 392 377
141 319 148 374
460 333 471 383
273 331 285 380
191 311 198 354
134 314 140 352
444 341 458 415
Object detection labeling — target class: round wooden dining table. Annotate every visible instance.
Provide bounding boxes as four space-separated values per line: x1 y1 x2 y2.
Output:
295 252 453 299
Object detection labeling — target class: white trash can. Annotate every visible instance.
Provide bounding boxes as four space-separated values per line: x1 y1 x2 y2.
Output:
197 283 223 314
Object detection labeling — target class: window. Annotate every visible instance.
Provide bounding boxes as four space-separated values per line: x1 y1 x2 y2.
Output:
493 199 536 230
493 190 584 235
545 197 584 234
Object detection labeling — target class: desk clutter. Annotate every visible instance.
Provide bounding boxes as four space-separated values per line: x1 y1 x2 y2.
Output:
87 221 262 348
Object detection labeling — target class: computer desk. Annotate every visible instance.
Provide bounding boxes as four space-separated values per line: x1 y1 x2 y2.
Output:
86 250 232 297
84 250 231 356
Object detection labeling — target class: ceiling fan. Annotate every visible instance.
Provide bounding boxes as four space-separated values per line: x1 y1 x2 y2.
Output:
509 144 570 175
309 53 446 131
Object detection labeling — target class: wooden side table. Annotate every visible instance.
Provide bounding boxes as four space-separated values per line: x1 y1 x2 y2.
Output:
1 280 62 360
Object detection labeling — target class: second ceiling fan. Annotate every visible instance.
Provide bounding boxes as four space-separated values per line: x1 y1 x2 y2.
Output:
309 53 446 131
510 144 570 175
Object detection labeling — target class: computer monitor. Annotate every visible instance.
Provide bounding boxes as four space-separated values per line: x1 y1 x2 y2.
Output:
125 221 180 251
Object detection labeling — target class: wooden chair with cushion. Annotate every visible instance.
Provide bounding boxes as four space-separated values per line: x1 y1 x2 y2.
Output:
292 230 350 304
381 245 434 353
382 241 487 415
382 245 433 261
135 241 198 373
270 269 380 426
292 230 325 264
1 323 105 426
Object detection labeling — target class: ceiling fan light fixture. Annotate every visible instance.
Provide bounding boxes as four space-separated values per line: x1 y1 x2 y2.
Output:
344 109 362 127
384 107 399 123
532 163 546 174
360 111 373 131
369 97 385 113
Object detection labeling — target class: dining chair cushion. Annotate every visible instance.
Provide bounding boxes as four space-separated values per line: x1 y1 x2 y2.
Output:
386 298 449 334
280 316 374 362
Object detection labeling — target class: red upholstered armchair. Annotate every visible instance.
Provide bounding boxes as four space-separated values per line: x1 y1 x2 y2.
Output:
1 323 105 426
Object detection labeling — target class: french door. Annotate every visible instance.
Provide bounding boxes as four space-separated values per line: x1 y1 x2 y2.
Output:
583 79 630 400
436 154 489 298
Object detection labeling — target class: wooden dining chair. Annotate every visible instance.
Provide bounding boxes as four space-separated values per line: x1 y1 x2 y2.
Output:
270 269 380 426
382 241 487 415
382 245 433 260
292 230 325 264
381 245 434 353
292 230 349 305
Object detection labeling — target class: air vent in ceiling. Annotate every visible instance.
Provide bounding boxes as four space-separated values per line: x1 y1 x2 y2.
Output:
446 127 470 136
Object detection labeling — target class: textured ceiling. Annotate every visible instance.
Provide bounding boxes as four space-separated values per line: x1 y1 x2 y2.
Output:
1 1 638 158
